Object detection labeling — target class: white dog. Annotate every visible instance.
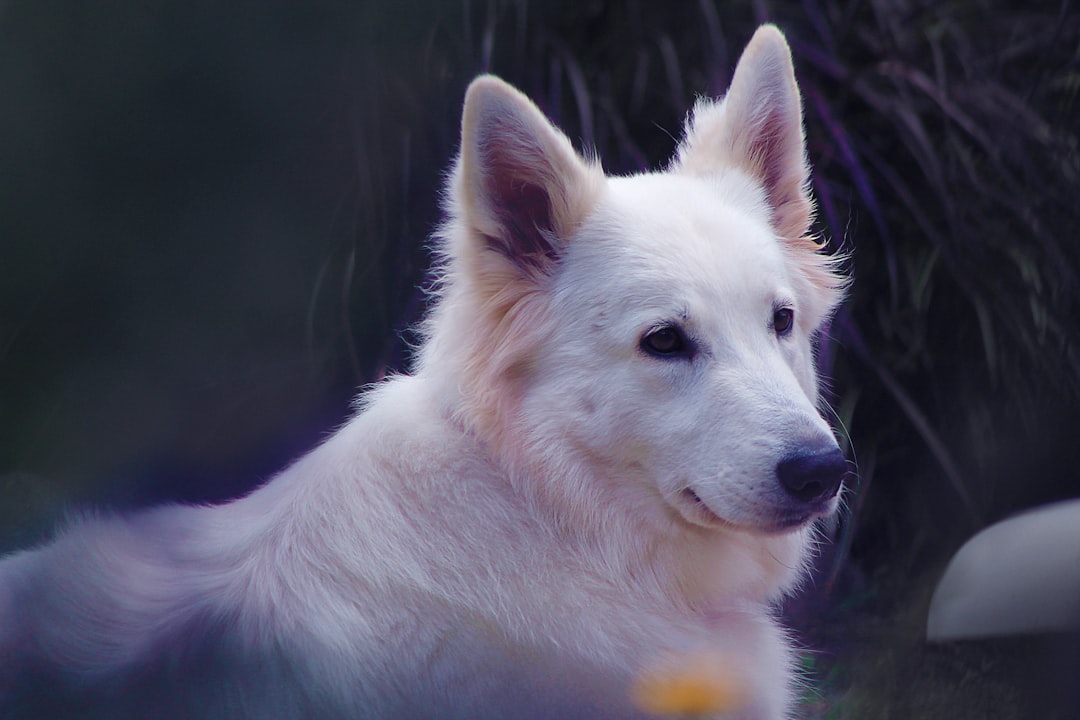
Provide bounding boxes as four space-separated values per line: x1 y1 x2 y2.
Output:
0 25 846 719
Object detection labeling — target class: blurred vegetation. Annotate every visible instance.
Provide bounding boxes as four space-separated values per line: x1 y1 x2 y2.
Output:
1 0 1078 716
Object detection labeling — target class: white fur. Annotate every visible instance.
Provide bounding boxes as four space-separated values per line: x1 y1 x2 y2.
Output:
0 25 845 719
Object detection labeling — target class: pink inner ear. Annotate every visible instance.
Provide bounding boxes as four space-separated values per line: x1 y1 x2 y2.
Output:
753 111 810 240
484 167 558 271
752 116 790 205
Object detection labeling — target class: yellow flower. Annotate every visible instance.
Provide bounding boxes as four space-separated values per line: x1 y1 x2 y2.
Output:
630 653 744 717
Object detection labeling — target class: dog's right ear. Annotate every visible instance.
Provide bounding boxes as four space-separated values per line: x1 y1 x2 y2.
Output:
456 76 603 277
674 25 811 243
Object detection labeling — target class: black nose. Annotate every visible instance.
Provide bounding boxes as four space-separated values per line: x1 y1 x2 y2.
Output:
777 446 847 504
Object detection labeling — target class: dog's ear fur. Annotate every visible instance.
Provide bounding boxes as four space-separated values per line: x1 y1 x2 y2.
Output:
675 25 811 242
456 76 603 276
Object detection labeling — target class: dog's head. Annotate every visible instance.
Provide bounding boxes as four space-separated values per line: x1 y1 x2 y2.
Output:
422 26 847 541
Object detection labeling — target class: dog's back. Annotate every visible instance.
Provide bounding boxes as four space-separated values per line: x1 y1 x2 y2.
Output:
2 377 658 718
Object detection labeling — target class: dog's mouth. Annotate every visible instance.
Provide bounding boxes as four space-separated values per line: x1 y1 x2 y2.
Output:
673 487 831 534
675 487 730 529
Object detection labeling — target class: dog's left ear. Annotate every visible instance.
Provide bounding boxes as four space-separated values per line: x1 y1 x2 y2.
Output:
675 25 811 241
456 76 602 276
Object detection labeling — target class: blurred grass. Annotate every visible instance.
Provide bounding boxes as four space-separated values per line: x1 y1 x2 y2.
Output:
2 0 1079 715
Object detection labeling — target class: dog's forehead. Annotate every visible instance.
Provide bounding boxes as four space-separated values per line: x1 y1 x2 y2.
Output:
568 172 791 300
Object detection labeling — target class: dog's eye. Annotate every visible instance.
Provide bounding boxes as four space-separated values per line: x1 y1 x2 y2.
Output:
641 325 690 358
773 307 794 336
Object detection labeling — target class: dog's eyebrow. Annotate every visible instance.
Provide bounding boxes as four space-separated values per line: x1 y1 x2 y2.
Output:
641 303 689 323
661 308 691 330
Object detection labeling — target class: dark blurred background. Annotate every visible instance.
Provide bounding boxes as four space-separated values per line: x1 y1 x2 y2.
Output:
1 1 1078 717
